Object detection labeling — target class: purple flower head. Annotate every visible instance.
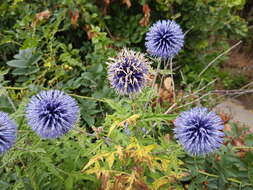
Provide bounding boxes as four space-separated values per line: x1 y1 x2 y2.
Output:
107 49 150 95
26 90 79 139
0 112 17 154
174 107 224 156
145 20 184 59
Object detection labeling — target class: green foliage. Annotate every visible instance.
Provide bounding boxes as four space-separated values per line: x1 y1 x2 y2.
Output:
220 72 248 89
182 124 253 190
0 88 186 189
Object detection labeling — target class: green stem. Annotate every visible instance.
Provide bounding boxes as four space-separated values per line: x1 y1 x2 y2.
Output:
68 93 104 102
198 170 218 178
151 58 162 88
233 146 253 150
198 170 252 186
4 86 28 90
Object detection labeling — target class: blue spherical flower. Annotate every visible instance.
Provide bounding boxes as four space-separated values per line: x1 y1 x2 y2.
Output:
0 112 17 154
174 107 224 155
145 20 184 59
107 49 150 95
26 90 79 139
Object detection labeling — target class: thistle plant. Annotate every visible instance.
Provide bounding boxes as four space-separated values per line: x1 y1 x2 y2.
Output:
26 90 79 138
107 49 150 95
0 14 234 189
0 112 17 154
174 107 224 155
145 20 184 59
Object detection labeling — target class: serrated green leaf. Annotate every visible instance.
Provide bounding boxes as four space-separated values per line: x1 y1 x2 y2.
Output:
104 99 126 114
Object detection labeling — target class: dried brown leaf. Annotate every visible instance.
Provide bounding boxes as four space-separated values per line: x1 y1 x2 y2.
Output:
219 112 230 124
70 10 79 28
232 139 244 147
236 151 246 158
215 155 221 161
158 88 165 96
122 0 131 8
102 0 111 14
224 124 232 132
134 179 149 190
100 172 110 190
36 9 51 21
32 10 51 27
139 4 151 26
104 0 110 5
164 77 173 91
147 74 154 86
84 25 98 40
164 134 171 141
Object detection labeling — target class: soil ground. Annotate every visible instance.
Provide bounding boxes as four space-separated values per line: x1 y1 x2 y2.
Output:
216 45 253 129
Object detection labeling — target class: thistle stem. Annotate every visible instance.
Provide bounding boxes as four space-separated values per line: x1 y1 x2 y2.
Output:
198 41 242 77
158 59 170 91
169 58 176 101
151 58 162 89
198 170 250 186
4 86 28 90
144 58 162 108
69 93 104 102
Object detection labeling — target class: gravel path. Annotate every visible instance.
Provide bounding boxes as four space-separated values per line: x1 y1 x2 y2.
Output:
214 98 253 130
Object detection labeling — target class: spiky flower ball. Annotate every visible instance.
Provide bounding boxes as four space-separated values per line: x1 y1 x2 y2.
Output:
145 20 184 59
0 112 17 154
174 107 224 156
26 90 79 139
107 49 150 95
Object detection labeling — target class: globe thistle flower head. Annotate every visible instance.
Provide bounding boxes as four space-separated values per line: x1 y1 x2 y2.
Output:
0 112 17 154
26 90 79 139
107 49 150 95
145 20 184 59
174 107 224 156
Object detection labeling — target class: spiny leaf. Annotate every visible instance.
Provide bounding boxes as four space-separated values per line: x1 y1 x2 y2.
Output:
116 146 124 162
85 162 102 176
82 152 110 172
106 152 115 169
104 99 126 114
152 177 170 190
108 114 141 136
126 171 136 190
